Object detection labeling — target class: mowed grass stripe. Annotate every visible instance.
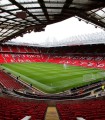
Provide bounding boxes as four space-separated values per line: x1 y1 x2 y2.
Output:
6 62 97 72
3 63 102 83
1 63 105 93
2 63 103 81
4 63 102 76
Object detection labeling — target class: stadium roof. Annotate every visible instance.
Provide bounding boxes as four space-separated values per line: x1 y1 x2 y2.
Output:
0 0 105 43
5 31 105 47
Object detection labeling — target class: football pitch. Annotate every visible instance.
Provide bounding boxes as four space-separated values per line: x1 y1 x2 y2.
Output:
1 62 105 93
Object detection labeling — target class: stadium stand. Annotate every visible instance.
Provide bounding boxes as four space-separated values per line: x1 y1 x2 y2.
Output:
0 97 47 120
56 99 105 120
25 47 34 53
1 45 11 52
10 46 19 53
18 46 27 53
0 70 24 90
0 54 5 63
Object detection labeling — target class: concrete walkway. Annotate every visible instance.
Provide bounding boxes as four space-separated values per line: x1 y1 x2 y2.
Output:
45 107 59 120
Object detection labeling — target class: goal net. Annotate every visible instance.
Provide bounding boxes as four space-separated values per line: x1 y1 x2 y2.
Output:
83 73 96 82
83 72 105 83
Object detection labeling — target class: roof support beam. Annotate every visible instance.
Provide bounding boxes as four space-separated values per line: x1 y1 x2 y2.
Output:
58 0 74 20
1 28 26 43
0 8 35 24
0 1 64 8
38 0 50 21
9 0 42 23
0 23 26 37
61 0 73 13
77 12 105 28
0 26 20 37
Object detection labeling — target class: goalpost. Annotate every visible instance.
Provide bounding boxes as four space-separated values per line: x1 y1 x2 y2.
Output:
63 61 69 69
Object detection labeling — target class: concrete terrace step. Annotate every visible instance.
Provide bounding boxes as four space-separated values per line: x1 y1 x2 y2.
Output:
45 107 59 120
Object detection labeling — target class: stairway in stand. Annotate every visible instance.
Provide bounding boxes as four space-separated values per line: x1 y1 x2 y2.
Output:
45 107 59 120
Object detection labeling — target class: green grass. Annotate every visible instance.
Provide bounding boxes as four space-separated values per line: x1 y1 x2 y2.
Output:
1 62 105 93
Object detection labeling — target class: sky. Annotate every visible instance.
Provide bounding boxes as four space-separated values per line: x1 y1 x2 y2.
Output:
7 17 104 47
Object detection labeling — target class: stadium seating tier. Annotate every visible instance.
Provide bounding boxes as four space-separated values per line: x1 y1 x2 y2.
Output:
0 97 47 120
